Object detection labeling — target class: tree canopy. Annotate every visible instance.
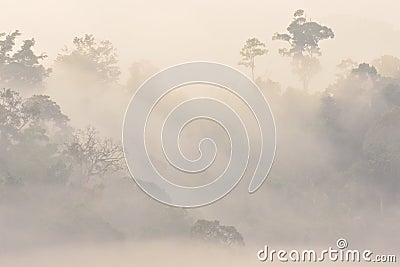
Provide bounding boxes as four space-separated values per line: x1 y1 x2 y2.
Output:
0 30 50 89
239 38 267 80
191 219 245 246
273 9 334 90
57 34 120 84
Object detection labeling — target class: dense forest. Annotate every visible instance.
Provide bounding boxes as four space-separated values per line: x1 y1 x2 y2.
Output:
0 9 399 255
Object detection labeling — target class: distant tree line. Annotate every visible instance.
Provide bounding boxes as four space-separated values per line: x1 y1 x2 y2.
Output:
1 8 399 246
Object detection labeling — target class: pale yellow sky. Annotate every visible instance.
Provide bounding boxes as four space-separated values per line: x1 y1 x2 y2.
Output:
2 0 400 90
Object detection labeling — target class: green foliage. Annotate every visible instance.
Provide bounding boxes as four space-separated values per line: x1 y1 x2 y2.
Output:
239 38 267 80
0 30 50 89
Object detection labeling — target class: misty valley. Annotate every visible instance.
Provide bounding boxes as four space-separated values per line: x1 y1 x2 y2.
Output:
0 5 399 267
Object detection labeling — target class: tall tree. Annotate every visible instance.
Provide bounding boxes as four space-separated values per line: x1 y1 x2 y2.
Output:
273 9 334 90
239 38 267 81
57 34 120 84
0 31 50 89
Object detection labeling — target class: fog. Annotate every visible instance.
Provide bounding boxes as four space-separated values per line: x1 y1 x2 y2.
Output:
0 1 399 266
2 0 400 89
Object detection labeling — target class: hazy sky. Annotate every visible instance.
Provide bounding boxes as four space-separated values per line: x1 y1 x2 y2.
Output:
2 0 400 90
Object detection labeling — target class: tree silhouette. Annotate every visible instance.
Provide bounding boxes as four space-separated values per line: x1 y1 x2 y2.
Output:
239 38 267 81
0 30 50 89
273 9 334 90
57 34 120 84
66 126 124 178
191 219 244 246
